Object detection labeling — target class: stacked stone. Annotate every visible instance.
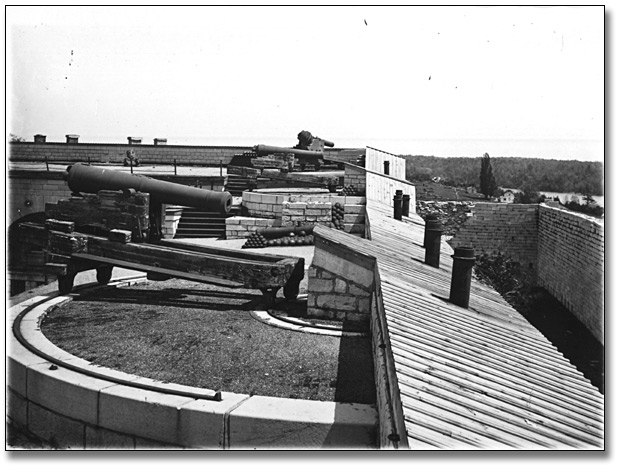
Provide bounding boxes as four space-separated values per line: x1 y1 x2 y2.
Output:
343 164 366 195
306 265 374 323
225 216 277 239
242 191 286 219
281 201 332 227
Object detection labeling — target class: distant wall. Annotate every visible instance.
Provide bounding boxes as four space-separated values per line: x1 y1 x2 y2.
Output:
9 141 351 166
448 203 539 270
9 141 250 166
537 205 604 342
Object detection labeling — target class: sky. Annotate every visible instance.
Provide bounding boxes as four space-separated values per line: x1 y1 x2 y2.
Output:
6 4 605 161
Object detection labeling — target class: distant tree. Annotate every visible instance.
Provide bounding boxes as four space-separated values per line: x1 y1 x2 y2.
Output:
479 153 498 199
516 177 544 204
9 133 25 142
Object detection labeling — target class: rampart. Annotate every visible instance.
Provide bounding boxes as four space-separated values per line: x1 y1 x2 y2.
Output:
450 203 604 343
448 203 539 270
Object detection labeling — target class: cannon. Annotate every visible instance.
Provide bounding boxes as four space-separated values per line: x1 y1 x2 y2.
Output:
65 163 232 214
250 130 334 172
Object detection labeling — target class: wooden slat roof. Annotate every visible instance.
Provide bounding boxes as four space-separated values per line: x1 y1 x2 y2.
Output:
360 199 604 449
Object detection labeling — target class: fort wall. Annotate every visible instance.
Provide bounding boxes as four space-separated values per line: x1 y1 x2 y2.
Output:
449 203 604 343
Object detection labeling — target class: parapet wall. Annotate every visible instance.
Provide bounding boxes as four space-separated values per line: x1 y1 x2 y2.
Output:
448 203 539 270
537 205 604 342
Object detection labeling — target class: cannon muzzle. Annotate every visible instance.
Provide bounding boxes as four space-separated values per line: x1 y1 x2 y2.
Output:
64 163 232 213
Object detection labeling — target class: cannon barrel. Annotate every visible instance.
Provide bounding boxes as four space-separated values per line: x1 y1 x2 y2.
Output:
253 144 323 158
64 163 232 213
321 139 335 148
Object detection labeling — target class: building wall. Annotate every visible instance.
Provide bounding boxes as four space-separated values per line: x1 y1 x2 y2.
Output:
448 203 539 270
7 173 71 225
365 173 416 209
365 147 406 179
537 205 604 343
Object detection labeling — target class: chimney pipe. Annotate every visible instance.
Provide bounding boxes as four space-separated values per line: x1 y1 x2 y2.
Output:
383 160 390 175
424 216 443 267
423 214 440 248
65 134 79 144
449 247 476 308
393 189 403 221
34 134 46 143
128 137 142 145
154 138 167 146
402 194 410 217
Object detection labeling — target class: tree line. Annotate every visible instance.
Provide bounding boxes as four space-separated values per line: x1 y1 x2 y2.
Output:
404 155 604 196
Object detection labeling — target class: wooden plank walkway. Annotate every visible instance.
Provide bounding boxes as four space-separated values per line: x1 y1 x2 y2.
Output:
364 199 604 449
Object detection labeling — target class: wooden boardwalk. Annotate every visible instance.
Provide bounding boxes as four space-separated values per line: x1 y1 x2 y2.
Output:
362 199 604 449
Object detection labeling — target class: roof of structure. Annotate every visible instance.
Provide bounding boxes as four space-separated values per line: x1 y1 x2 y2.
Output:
321 198 604 449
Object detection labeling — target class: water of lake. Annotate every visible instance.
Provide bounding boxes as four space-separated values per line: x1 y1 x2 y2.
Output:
540 192 604 207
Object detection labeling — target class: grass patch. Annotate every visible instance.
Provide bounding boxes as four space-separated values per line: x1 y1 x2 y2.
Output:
41 279 376 403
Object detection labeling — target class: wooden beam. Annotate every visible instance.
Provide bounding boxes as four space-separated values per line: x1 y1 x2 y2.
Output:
85 236 303 289
72 253 244 288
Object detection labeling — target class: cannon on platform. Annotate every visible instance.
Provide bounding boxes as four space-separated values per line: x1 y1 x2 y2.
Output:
59 163 232 242
18 163 304 303
251 130 334 172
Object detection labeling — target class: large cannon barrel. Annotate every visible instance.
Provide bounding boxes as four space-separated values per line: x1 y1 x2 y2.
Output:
253 144 323 158
64 163 232 213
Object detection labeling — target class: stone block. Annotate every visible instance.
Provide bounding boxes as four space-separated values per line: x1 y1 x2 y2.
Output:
227 396 377 449
28 403 85 449
85 425 136 449
334 278 348 293
316 294 356 312
98 384 194 445
308 278 333 293
27 361 114 425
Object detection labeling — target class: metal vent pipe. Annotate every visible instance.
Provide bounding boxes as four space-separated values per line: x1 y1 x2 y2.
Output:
423 214 441 248
424 216 442 268
393 190 403 221
449 247 476 308
402 194 410 217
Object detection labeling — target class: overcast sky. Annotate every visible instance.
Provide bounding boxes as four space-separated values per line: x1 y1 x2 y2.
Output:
6 5 604 161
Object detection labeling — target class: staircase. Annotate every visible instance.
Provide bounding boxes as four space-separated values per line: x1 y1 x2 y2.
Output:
174 205 242 239
225 175 253 196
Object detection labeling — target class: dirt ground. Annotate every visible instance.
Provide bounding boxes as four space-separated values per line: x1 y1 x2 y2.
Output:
40 279 376 404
